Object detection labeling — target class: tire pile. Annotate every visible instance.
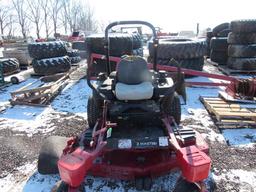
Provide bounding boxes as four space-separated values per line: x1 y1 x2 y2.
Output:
86 33 143 74
72 41 87 59
148 38 207 71
0 58 20 75
67 49 81 64
28 41 71 75
86 33 143 57
227 20 256 70
208 23 230 64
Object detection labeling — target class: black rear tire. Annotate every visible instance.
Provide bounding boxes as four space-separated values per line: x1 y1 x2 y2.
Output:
87 95 101 128
38 136 68 174
169 93 181 125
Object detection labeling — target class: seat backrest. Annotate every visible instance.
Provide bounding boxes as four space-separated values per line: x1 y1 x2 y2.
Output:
117 56 151 85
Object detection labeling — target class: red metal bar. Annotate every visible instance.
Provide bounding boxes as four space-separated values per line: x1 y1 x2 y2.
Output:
186 82 230 87
89 53 236 84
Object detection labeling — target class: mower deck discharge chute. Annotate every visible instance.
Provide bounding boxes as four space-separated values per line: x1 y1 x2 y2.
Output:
38 21 211 192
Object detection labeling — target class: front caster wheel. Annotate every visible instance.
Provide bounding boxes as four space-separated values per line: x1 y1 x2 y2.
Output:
173 177 200 192
51 181 85 192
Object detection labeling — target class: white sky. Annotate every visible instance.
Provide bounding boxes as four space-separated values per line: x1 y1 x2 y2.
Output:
88 0 256 32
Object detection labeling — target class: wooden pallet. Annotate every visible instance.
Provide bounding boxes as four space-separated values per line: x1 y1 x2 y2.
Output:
218 65 256 75
200 96 256 129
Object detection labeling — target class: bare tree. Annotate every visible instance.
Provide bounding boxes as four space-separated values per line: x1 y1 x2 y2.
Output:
49 0 63 36
0 5 12 35
40 0 50 38
6 15 16 38
27 0 42 39
77 5 98 34
11 0 29 38
61 0 80 33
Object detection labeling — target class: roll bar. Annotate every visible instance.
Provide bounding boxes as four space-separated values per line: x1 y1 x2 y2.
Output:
104 20 159 74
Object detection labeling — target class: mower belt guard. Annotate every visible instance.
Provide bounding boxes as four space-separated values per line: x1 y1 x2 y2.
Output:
58 147 93 187
177 145 211 182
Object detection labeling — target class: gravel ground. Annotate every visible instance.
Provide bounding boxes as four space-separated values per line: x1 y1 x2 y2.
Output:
0 63 256 191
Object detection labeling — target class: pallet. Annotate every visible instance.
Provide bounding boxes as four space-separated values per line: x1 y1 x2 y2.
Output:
10 63 87 106
200 96 256 129
218 65 256 75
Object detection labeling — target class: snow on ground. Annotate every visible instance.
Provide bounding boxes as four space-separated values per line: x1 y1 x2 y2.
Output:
52 79 91 118
0 73 256 191
212 169 256 191
222 129 256 147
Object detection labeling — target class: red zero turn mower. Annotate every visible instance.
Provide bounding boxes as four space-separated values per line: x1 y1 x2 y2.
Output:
38 21 211 192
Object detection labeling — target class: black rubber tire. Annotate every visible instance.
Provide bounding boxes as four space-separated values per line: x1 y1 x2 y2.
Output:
227 57 256 70
228 44 256 58
143 177 152 191
210 37 228 51
86 33 142 57
70 56 81 64
210 50 228 64
38 136 69 174
149 39 206 59
32 56 71 75
154 57 204 71
87 95 101 128
53 181 85 192
228 32 256 44
230 20 256 33
0 58 20 75
28 41 67 59
169 92 181 125
173 178 200 192
212 23 230 37
72 41 86 51
216 28 231 37
67 49 80 57
135 178 144 191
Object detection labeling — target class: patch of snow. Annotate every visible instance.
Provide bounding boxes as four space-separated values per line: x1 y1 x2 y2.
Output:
213 169 256 190
222 129 256 147
52 79 91 118
0 106 58 136
0 162 36 192
0 78 39 105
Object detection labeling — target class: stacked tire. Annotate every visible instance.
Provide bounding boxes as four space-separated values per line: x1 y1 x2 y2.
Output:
227 20 256 70
86 33 143 57
28 41 71 75
86 33 143 74
67 49 81 64
0 58 20 75
72 41 87 59
148 38 207 71
209 23 230 64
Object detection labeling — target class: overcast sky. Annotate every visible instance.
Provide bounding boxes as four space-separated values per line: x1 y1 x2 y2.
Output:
88 0 256 32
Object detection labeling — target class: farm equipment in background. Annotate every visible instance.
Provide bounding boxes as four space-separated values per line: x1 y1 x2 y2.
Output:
38 21 211 192
68 31 85 42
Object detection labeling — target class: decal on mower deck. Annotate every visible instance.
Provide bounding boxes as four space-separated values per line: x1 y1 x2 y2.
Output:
114 137 169 149
118 139 132 149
